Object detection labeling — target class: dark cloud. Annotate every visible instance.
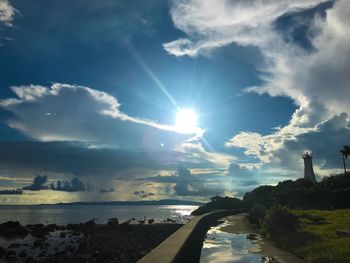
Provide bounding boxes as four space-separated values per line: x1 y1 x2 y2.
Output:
133 190 154 198
22 175 48 191
50 178 87 192
0 189 23 195
148 167 224 197
0 140 219 183
20 174 93 192
100 188 115 193
0 141 174 178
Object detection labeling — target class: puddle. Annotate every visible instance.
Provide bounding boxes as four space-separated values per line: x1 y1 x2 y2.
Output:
200 219 268 263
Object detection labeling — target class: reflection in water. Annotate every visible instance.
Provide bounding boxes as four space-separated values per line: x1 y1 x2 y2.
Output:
200 220 264 263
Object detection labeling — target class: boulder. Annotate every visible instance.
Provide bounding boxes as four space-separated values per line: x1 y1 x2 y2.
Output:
0 221 28 238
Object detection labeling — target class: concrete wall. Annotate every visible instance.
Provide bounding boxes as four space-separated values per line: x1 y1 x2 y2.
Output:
137 209 246 263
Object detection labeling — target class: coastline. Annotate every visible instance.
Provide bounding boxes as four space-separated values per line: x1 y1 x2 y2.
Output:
0 220 182 262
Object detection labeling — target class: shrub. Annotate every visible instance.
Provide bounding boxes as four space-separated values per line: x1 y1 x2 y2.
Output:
265 206 299 237
248 204 266 226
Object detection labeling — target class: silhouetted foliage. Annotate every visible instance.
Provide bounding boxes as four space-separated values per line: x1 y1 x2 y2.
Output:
340 145 350 174
191 196 247 215
265 206 300 237
243 185 275 208
244 174 350 210
247 204 266 226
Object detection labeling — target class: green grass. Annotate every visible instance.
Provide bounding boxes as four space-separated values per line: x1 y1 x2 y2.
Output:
290 209 350 263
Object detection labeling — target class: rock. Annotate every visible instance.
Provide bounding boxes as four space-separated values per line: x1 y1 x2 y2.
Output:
119 221 132 231
84 219 96 227
262 256 280 263
25 256 35 263
19 249 27 258
27 223 49 238
39 250 46 257
45 224 58 232
0 246 5 259
107 218 119 226
8 243 21 249
148 219 155 225
0 221 28 238
247 233 259 240
67 224 80 231
5 250 17 261
0 221 21 230
93 250 100 257
60 232 66 238
32 239 48 249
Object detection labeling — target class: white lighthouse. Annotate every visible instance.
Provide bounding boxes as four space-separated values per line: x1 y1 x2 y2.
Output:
302 152 317 184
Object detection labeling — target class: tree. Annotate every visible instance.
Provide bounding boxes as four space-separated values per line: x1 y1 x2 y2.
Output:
340 145 350 175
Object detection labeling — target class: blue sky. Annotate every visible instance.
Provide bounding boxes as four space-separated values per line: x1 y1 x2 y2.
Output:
0 0 349 204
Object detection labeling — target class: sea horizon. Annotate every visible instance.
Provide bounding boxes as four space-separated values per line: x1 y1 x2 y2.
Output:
0 204 199 226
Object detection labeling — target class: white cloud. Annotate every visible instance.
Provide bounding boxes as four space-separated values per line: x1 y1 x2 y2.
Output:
166 0 350 176
177 142 236 168
0 83 200 149
0 0 16 26
164 0 327 57
227 113 350 177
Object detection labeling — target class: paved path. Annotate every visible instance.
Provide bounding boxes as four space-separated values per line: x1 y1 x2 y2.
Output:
138 210 246 263
217 214 304 263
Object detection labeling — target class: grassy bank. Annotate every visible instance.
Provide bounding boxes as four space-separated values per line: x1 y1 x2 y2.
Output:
291 209 350 262
248 207 350 263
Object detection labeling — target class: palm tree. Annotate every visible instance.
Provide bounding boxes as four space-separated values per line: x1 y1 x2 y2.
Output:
340 145 350 174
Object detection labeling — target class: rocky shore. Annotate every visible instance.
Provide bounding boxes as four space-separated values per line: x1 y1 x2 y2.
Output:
0 219 182 262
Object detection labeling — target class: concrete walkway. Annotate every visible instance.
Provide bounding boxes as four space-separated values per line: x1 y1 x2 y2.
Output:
137 210 246 263
218 214 304 263
138 211 303 263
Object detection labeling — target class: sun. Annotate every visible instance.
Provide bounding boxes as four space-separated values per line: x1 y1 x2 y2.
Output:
175 109 198 133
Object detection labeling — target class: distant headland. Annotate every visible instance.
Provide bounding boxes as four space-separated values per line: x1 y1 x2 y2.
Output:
43 199 204 206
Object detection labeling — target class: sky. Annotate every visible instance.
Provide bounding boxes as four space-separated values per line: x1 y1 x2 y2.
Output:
0 0 349 204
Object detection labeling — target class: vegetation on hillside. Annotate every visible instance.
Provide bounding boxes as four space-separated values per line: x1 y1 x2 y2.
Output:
191 196 247 215
244 173 350 210
192 173 350 215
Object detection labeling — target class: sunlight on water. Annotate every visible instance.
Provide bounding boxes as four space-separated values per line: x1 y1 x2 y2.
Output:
164 205 196 216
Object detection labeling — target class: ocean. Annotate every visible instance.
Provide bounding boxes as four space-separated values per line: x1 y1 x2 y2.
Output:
0 205 198 225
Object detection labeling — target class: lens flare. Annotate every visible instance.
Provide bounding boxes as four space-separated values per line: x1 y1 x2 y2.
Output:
175 109 198 133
